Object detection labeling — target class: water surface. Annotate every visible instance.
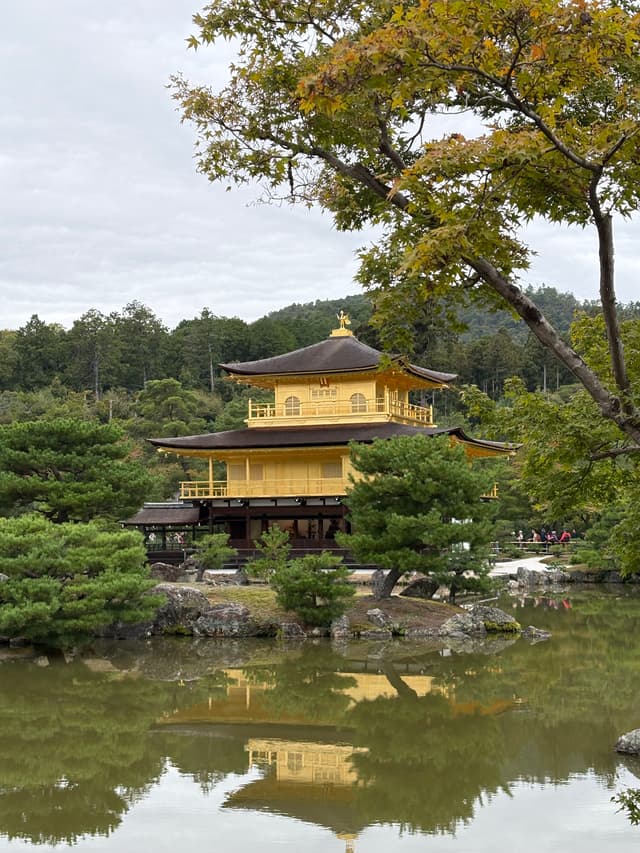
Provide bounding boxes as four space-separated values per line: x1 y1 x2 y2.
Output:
1 588 639 851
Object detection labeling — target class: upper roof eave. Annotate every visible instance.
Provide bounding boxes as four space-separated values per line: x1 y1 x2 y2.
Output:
219 334 456 386
148 423 518 455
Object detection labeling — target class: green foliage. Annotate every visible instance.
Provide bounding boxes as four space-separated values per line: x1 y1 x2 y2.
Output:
212 386 273 431
463 314 640 574
265 294 372 348
171 310 251 391
127 378 218 440
194 533 237 571
64 309 121 399
0 382 96 425
112 302 169 391
339 435 494 596
0 514 159 647
12 315 65 390
246 317 298 360
270 551 355 627
613 789 640 826
245 526 291 580
0 418 155 523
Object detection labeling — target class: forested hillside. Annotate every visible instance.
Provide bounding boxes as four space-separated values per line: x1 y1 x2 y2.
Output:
4 285 636 404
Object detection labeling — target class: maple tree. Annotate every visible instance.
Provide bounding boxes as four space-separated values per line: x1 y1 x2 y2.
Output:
172 0 640 455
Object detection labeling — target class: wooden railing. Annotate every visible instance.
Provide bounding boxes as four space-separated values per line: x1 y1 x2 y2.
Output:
247 397 434 426
180 478 499 501
180 476 346 500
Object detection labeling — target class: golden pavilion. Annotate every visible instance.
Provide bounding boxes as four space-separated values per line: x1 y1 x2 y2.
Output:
140 314 512 550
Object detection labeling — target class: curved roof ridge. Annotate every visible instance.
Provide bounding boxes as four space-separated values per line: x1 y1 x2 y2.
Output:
148 423 517 454
220 334 456 384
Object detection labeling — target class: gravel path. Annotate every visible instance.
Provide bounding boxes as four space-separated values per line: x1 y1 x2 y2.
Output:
490 555 551 577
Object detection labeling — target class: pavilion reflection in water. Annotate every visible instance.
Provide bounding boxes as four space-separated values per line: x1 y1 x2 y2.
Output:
157 667 519 850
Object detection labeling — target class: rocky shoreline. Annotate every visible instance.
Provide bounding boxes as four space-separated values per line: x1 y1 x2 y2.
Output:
93 581 551 649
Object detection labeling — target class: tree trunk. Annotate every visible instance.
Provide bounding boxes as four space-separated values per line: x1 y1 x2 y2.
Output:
467 257 640 446
381 661 418 699
379 566 402 598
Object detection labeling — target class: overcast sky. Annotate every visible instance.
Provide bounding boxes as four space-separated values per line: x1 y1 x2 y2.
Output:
1 2 638 333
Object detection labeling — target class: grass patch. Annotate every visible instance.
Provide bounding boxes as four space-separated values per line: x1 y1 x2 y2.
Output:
204 585 292 623
201 584 459 632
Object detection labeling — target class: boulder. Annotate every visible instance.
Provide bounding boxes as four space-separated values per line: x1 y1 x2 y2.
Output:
0 573 8 583
279 622 306 639
330 615 351 639
439 612 487 639
149 562 185 583
202 568 250 586
605 571 625 583
404 626 440 639
366 608 395 629
567 569 607 583
439 605 520 639
370 569 386 599
359 628 393 640
517 567 570 586
470 605 520 632
151 584 212 635
400 576 438 600
616 729 640 754
546 569 572 584
234 568 250 586
521 625 552 642
193 603 254 637
179 555 206 581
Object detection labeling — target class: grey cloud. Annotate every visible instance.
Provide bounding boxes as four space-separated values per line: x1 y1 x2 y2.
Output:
1 2 638 333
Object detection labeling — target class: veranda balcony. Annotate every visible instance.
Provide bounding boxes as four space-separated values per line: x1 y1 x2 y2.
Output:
246 397 434 427
179 476 346 501
180 477 498 501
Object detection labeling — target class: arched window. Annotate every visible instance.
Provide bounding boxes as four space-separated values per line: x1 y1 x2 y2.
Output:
284 395 301 416
350 392 367 413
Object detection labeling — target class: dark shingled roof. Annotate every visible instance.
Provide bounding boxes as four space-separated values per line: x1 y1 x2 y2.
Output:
148 423 514 454
220 334 456 385
122 504 201 526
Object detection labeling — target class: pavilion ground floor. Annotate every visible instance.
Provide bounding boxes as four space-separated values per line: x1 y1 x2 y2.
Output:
123 496 353 565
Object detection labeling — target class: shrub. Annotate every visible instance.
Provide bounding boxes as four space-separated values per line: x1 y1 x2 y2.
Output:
245 526 290 580
270 551 355 627
194 533 237 571
0 514 160 648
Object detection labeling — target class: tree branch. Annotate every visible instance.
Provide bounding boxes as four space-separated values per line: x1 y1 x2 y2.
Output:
375 102 408 172
589 445 640 461
464 256 640 445
419 52 599 173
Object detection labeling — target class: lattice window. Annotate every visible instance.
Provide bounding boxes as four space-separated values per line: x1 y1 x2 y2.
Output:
311 386 337 399
284 395 301 415
350 392 367 413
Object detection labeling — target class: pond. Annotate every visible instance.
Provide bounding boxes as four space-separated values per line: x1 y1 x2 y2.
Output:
1 587 640 852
